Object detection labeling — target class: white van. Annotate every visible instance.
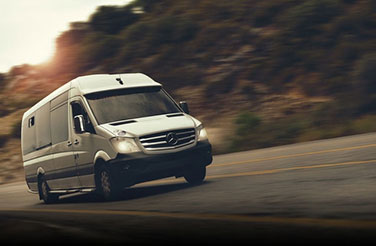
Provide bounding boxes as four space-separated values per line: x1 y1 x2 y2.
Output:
21 73 212 203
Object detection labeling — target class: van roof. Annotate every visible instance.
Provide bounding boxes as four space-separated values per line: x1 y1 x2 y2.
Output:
23 73 161 120
73 73 161 95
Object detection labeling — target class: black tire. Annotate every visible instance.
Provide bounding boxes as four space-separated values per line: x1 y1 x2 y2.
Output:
38 177 59 204
184 165 206 185
96 165 121 201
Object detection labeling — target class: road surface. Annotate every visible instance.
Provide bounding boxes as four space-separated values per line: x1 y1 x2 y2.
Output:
1 133 376 244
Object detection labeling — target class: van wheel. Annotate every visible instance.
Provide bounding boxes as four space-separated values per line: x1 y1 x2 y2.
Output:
97 166 121 201
184 165 206 185
38 177 59 204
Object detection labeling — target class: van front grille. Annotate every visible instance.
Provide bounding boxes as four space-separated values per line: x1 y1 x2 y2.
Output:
139 128 196 151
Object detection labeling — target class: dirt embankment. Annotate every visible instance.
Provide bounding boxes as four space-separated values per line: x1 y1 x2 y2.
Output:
0 139 24 185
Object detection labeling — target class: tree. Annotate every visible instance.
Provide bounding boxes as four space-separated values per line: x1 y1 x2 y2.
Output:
89 6 138 34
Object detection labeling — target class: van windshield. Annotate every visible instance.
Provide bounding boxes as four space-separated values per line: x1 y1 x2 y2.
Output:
85 86 181 124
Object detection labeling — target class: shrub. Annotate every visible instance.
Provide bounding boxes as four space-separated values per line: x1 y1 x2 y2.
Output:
89 6 139 34
0 103 9 117
131 0 157 12
0 73 5 88
0 134 9 148
234 112 261 136
351 115 376 133
204 75 237 98
11 120 22 139
283 0 342 37
149 17 199 45
78 34 121 69
353 53 376 94
117 16 198 62
253 0 292 27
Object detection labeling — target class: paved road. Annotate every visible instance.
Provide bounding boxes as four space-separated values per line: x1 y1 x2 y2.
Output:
1 133 376 244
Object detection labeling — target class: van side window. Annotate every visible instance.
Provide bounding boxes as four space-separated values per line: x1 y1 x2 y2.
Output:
71 102 95 133
28 117 35 128
51 103 69 144
23 115 36 154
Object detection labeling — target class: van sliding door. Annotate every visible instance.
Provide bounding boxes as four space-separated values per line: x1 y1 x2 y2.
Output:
48 92 81 189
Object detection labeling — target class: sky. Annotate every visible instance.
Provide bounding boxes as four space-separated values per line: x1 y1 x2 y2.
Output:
0 0 132 73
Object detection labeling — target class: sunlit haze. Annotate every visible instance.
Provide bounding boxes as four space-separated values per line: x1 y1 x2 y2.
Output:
0 0 131 73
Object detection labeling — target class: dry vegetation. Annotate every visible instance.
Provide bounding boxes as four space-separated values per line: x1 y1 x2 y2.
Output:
1 0 376 183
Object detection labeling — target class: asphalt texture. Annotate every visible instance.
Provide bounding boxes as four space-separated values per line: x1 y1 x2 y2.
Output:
1 133 376 245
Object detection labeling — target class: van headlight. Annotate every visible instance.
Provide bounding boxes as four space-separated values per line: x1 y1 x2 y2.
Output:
110 137 140 154
197 124 208 142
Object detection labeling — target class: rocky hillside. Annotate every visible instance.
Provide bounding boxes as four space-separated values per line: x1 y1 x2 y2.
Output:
1 0 376 183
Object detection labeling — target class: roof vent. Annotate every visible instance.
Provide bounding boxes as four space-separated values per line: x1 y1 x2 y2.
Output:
116 78 124 85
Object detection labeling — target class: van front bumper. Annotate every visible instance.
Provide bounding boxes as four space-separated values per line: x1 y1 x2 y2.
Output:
109 141 212 188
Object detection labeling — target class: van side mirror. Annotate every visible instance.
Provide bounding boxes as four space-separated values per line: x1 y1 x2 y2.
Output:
179 101 189 114
74 115 85 133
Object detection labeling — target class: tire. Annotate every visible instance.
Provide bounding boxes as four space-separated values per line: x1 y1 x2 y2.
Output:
184 165 206 185
38 177 59 204
97 165 121 201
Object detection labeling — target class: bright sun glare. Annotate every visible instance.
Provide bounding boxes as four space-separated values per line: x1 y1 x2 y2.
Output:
0 0 131 73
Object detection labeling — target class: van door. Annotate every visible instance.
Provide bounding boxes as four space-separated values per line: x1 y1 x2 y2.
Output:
48 92 81 189
70 98 97 188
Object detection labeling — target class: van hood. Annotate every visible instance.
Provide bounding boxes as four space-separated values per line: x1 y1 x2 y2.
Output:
99 114 200 137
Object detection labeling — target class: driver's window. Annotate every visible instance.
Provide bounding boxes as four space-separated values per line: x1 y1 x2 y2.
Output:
71 101 95 133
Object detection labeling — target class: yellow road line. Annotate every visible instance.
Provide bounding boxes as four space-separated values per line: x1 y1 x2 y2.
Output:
2 160 376 229
207 159 376 180
139 159 376 186
2 208 376 229
210 143 376 168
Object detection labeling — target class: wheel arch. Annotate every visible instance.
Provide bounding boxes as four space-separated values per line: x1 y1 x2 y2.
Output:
94 150 111 164
36 167 45 177
93 153 111 188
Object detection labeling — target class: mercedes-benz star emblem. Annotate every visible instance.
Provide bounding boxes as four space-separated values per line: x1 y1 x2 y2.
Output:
166 132 178 146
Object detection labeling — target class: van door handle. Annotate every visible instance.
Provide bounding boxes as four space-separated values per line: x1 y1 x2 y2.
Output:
74 139 79 145
67 141 72 147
